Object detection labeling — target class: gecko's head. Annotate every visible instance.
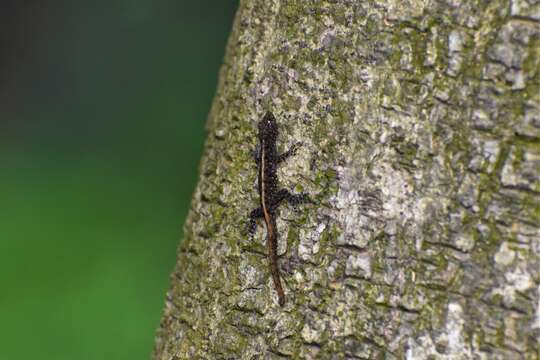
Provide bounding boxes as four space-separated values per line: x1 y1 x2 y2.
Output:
259 111 278 140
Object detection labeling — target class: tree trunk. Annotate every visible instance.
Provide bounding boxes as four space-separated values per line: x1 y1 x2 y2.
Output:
153 1 539 358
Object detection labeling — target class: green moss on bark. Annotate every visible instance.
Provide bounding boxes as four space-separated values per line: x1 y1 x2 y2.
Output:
154 1 540 359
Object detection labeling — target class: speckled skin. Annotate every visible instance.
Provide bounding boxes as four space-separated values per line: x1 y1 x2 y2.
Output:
248 111 307 307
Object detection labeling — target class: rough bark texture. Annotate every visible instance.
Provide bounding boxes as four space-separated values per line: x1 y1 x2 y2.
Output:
153 0 540 359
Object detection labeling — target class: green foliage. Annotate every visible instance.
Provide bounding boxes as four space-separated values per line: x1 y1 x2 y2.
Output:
0 1 237 359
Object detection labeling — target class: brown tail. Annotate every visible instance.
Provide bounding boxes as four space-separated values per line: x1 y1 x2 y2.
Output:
267 217 286 306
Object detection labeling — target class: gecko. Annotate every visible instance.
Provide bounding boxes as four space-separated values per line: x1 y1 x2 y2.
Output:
248 111 308 307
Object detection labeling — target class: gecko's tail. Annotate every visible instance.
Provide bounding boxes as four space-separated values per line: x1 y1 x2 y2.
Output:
270 261 286 307
272 264 287 306
267 218 286 307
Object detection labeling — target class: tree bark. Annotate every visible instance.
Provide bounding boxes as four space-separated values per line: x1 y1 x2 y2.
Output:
153 1 540 359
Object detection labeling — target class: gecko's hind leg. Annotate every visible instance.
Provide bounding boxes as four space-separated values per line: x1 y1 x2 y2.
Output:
272 189 309 210
247 207 263 237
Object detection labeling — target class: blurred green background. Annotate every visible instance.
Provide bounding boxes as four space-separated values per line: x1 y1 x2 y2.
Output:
0 1 237 359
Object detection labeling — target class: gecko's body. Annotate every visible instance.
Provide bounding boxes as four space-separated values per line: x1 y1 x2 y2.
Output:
248 112 307 306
